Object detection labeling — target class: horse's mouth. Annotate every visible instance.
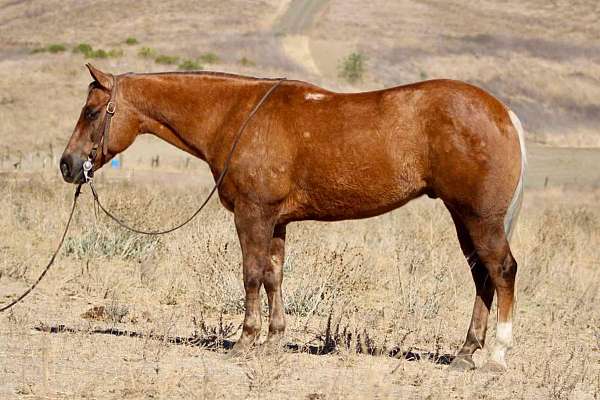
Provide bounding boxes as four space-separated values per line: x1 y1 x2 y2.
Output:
59 154 86 184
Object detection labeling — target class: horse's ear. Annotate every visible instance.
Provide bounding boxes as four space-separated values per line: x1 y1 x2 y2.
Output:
86 63 113 90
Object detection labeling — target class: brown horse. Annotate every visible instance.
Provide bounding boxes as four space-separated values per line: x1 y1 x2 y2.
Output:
61 64 526 370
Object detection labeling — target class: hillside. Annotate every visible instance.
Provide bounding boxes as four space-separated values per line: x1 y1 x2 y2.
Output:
0 0 599 154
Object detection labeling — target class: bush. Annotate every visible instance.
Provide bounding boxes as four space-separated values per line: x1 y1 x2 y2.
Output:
71 44 122 59
199 52 220 64
138 47 157 58
88 49 108 59
338 52 366 84
125 37 138 45
72 43 93 56
107 48 123 58
47 44 66 53
155 54 179 65
64 225 160 260
178 59 203 71
239 56 256 67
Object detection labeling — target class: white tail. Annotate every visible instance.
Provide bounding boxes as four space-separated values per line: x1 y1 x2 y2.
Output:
504 110 527 240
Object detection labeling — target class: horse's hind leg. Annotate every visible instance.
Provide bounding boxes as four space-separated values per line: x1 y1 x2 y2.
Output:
447 207 495 370
462 214 517 370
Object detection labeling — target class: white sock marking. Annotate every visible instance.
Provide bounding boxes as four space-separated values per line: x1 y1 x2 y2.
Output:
491 321 513 367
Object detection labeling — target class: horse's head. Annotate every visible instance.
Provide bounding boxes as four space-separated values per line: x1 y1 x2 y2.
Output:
60 64 140 183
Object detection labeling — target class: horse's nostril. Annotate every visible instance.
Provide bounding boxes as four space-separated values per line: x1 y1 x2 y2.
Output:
60 160 70 178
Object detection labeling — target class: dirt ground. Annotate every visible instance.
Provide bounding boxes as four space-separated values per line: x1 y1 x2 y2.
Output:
0 1 599 399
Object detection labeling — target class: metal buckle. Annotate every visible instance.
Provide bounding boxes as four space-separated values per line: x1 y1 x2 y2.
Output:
83 158 94 182
106 101 116 114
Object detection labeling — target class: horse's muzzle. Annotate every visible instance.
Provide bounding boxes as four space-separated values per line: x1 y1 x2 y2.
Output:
59 153 85 184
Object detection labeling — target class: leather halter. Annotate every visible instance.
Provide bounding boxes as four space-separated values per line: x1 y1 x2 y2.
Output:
84 76 117 181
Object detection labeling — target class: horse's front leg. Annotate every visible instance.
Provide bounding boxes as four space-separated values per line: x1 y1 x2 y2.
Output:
231 202 277 354
264 224 287 347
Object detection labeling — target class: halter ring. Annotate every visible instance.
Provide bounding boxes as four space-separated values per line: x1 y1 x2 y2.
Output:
106 101 116 114
83 158 94 182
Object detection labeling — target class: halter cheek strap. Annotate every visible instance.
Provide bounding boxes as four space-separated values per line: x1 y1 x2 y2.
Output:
85 76 118 182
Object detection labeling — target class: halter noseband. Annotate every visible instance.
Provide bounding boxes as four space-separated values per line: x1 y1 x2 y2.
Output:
83 75 118 182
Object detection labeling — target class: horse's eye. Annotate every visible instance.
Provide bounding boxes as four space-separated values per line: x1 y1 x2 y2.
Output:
85 107 99 121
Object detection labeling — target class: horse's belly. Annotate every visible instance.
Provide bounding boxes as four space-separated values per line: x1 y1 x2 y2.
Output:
284 170 426 222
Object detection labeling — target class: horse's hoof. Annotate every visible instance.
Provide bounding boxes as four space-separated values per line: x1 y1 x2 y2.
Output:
225 342 253 360
260 337 285 356
449 356 476 371
479 360 507 373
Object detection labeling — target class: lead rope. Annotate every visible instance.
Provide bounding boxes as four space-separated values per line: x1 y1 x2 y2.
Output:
0 184 82 312
89 78 285 235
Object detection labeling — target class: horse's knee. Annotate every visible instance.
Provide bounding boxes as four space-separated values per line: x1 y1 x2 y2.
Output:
243 314 261 333
243 257 264 290
500 252 517 281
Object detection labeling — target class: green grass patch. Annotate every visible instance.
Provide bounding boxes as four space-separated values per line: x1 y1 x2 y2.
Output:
47 44 66 53
178 59 203 70
155 54 179 65
238 56 256 67
138 47 157 58
71 43 122 59
338 52 366 84
199 52 220 64
72 43 93 55
90 49 107 59
125 37 138 45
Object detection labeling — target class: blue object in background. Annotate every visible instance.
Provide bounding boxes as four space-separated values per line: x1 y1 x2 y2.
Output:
111 158 121 169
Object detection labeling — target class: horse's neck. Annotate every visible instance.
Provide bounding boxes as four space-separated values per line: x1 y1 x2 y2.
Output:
128 73 259 163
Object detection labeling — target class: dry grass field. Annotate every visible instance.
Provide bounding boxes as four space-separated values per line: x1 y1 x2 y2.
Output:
0 176 598 399
0 0 599 399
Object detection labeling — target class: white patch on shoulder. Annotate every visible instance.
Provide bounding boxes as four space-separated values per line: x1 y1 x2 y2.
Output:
305 92 326 101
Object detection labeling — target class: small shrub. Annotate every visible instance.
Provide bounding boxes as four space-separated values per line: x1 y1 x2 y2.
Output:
338 52 366 84
106 301 129 323
30 47 46 54
47 44 66 53
155 54 179 65
72 43 93 56
178 59 202 70
125 37 138 45
420 70 428 81
88 49 108 59
107 48 123 58
239 56 256 67
138 47 157 58
199 52 219 64
64 226 160 260
71 44 121 59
